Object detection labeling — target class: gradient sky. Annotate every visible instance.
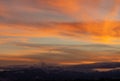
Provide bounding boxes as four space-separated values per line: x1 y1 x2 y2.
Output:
0 0 120 66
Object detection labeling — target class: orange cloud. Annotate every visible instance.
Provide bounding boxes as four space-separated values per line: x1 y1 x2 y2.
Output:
0 22 120 44
0 0 120 22
0 0 120 44
0 0 120 67
0 57 36 62
0 41 120 66
1 44 119 65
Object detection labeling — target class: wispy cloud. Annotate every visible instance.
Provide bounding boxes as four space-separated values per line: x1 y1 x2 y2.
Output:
0 42 119 65
0 22 120 43
0 0 120 66
0 0 120 43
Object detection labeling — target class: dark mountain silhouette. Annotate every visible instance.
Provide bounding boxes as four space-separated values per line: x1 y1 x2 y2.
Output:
0 62 120 81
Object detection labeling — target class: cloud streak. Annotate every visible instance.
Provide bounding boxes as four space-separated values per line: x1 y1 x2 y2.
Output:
0 0 120 66
0 0 120 43
0 22 120 43
0 42 119 66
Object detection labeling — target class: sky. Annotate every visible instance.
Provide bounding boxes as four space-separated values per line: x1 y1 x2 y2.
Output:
0 0 120 66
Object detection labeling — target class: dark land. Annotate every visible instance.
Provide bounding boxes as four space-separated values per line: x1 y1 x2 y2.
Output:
0 62 120 81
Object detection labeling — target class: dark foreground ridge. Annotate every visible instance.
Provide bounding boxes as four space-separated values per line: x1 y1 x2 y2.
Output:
0 62 120 81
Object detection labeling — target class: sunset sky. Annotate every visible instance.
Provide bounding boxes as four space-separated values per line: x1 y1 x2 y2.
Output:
0 0 120 66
